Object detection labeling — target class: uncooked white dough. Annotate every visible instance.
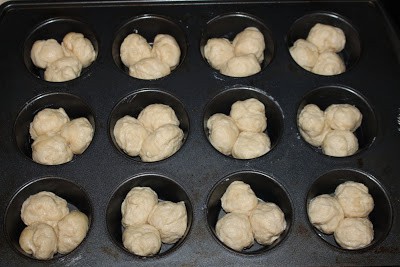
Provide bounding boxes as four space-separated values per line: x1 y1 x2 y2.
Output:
204 38 235 70
19 222 58 260
31 134 74 165
221 181 258 215
113 116 149 157
139 124 184 162
233 27 265 63
151 34 181 70
311 51 345 76
31 39 65 69
21 191 69 228
306 23 346 53
147 201 187 244
325 104 362 132
122 224 162 256
60 117 94 154
44 56 83 82
207 113 239 156
57 210 89 254
334 217 374 250
298 104 330 147
129 57 171 80
137 104 180 132
29 108 70 140
120 33 152 67
232 131 271 159
289 39 319 70
220 54 261 77
215 212 254 251
249 201 286 245
230 98 267 133
335 181 374 218
307 194 344 234
322 129 358 157
62 32 96 68
121 187 158 227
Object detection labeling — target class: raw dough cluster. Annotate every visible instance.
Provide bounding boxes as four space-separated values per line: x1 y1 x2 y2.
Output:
298 103 362 157
113 103 183 162
289 23 346 75
204 27 265 77
207 98 270 159
121 186 187 256
30 108 94 165
120 33 180 80
308 181 374 249
216 181 286 251
30 32 96 82
19 191 89 259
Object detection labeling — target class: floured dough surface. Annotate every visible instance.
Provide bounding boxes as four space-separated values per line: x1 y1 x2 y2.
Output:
311 51 345 76
204 38 234 70
31 39 65 69
44 56 83 82
289 39 319 70
207 113 239 156
129 57 171 80
137 104 180 132
60 117 94 154
120 33 152 67
221 181 258 215
123 224 162 256
57 210 89 254
233 27 265 63
298 104 330 147
306 23 346 53
334 217 374 249
325 104 362 132
152 34 181 70
30 108 70 140
308 194 344 234
232 131 270 159
32 134 74 165
335 181 374 218
230 98 267 133
62 32 97 67
220 54 261 77
322 129 358 157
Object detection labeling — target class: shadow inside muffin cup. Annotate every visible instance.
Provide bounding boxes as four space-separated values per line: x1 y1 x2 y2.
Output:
200 12 274 77
106 173 193 258
203 86 283 159
14 92 95 164
23 17 99 81
306 169 392 251
111 14 187 79
109 88 189 162
206 170 292 254
286 11 361 74
4 177 92 260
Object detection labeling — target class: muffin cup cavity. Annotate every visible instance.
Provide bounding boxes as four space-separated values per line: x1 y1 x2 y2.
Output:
306 169 392 251
106 173 193 258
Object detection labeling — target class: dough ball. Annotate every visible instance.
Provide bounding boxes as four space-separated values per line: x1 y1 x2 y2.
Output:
306 23 346 53
139 124 183 162
230 98 267 132
44 56 83 82
322 130 358 157
129 57 171 80
148 201 187 244
207 113 239 156
204 38 235 70
120 33 152 67
334 218 374 250
298 104 331 147
113 116 149 157
325 104 362 132
31 39 64 69
19 222 58 260
221 181 258 215
233 27 265 63
60 117 94 154
311 51 345 76
21 191 69 227
335 181 374 218
289 39 319 70
62 32 96 67
215 212 254 251
32 134 74 165
121 187 158 227
220 54 261 77
307 194 344 234
249 201 287 245
151 34 181 70
57 210 89 254
232 131 271 159
122 224 161 256
29 108 70 140
137 104 180 132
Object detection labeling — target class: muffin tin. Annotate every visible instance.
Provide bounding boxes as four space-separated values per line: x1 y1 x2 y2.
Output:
1 0 400 265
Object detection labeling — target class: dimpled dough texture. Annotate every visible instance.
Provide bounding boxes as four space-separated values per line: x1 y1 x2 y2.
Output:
123 224 162 256
31 39 65 69
334 218 374 249
289 39 319 71
151 34 181 70
57 211 89 254
335 181 374 218
233 27 265 63
207 113 239 156
137 104 180 132
29 108 70 140
216 212 254 251
120 33 152 67
230 98 267 133
322 130 358 157
204 38 234 70
298 104 330 147
121 187 158 227
306 23 346 53
62 32 96 68
325 104 362 132
32 134 74 165
60 117 94 154
308 194 344 234
44 56 83 82
221 181 258 215
148 201 187 244
232 132 271 159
